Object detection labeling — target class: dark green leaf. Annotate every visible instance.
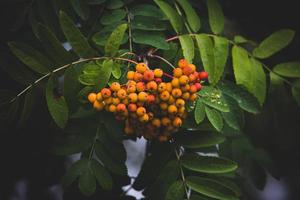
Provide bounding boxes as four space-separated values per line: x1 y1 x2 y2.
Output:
205 106 223 132
182 154 237 174
93 31 128 46
131 4 165 19
78 164 96 196
221 95 244 131
90 160 113 190
154 0 183 33
195 100 206 124
176 0 201 32
87 0 106 4
213 36 229 84
198 86 229 112
46 75 69 128
62 158 89 187
8 42 51 74
131 16 167 31
179 35 194 63
59 11 96 58
100 9 126 25
105 24 128 56
208 177 242 197
273 62 300 78
106 0 124 9
186 176 238 200
132 31 169 50
207 0 224 34
292 79 300 106
165 180 185 200
70 0 90 20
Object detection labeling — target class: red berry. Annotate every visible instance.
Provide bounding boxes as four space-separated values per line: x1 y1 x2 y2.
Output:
199 71 208 79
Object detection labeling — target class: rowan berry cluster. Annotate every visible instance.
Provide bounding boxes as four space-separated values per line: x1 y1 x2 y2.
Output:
87 59 208 142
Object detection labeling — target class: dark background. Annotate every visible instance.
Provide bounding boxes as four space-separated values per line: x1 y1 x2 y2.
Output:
0 0 300 199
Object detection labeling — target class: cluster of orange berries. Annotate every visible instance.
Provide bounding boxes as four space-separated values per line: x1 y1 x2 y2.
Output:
87 59 208 142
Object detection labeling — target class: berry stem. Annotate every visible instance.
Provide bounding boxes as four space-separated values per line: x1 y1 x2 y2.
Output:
163 72 174 79
148 54 175 69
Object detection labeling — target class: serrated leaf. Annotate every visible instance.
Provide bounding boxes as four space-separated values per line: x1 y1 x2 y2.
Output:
176 131 225 149
273 62 300 78
106 0 124 9
205 106 223 132
182 154 237 174
78 164 96 196
213 36 229 84
105 24 128 56
37 23 74 66
253 29 295 59
195 100 205 124
62 158 89 187
18 89 35 126
207 0 224 34
131 4 165 19
292 79 300 106
186 176 238 200
154 0 183 33
131 16 167 31
165 181 185 200
198 86 229 112
176 0 201 32
59 11 96 58
100 9 126 25
132 31 169 50
46 75 69 128
8 42 51 74
218 81 261 114
179 35 194 63
70 0 90 20
91 160 113 190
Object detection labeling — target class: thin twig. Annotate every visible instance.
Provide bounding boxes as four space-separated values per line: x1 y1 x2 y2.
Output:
174 147 189 199
125 7 133 53
148 54 175 69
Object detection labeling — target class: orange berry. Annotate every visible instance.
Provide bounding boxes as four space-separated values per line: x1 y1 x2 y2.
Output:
101 88 111 98
136 82 145 92
88 93 97 103
190 85 198 93
143 70 155 81
138 92 148 102
104 97 113 105
182 92 190 100
176 99 185 107
168 95 175 104
147 94 156 103
158 135 168 142
173 68 183 78
139 114 149 122
128 93 138 103
117 89 127 99
179 75 189 85
93 101 105 111
171 78 180 88
110 82 121 92
127 84 136 93
171 88 182 98
173 117 182 127
134 72 143 82
127 71 135 80
158 82 167 92
181 84 190 92
112 97 120 105
178 59 188 69
162 117 171 126
178 106 186 115
183 66 193 76
166 82 173 92
154 68 163 78
96 92 103 101
190 93 198 101
160 91 170 101
117 103 126 112
152 118 161 128
188 64 196 72
146 81 158 91
160 102 168 110
127 80 136 86
136 107 146 117
189 73 197 82
108 104 117 113
168 105 178 114
136 63 148 73
128 103 137 112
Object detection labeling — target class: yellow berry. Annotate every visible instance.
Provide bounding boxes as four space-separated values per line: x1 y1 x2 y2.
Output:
166 82 173 92
108 104 117 113
182 92 190 100
161 117 171 126
127 71 135 80
93 101 105 111
168 105 178 114
179 75 189 85
154 68 163 78
96 92 103 101
178 59 189 69
136 63 148 73
146 81 158 91
138 92 148 102
104 97 113 105
110 82 121 92
173 68 183 78
127 84 136 93
112 97 120 105
168 95 175 104
128 93 138 103
117 89 127 100
136 107 146 117
171 88 182 98
139 114 149 122
171 78 180 87
88 93 97 103
175 99 185 107
160 91 170 101
190 93 198 101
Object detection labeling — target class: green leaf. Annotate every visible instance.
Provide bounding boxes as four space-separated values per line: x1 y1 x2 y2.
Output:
179 35 194 63
59 11 96 58
232 46 266 105
273 62 300 78
131 4 165 19
105 24 128 56
70 0 90 20
106 0 124 9
100 9 126 25
233 35 248 44
195 100 206 124
112 63 122 79
46 75 69 128
206 0 224 34
221 95 244 131
90 160 113 190
99 60 113 89
132 31 169 50
37 23 74 66
8 42 51 74
93 31 128 47
205 106 223 132
165 181 185 200
176 0 201 32
154 0 183 33
198 86 229 112
131 16 167 31
292 79 300 106
190 194 215 200
18 89 35 125
218 81 261 114
176 131 225 149
62 158 89 187
213 36 229 84
78 163 96 196
182 154 238 174
87 0 106 4
186 176 238 200
253 29 295 59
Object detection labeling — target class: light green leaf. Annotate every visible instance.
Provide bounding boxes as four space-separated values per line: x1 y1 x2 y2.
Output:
105 24 128 56
62 158 89 187
186 176 238 200
205 106 223 132
213 36 229 84
253 29 295 59
292 79 300 106
198 86 229 112
154 0 183 33
132 31 169 50
176 131 225 149
273 62 300 78
106 0 124 9
78 164 96 196
90 160 113 190
233 35 248 44
70 0 90 20
179 35 194 63
131 16 167 31
100 9 126 25
99 60 113 89
195 100 205 124
8 42 51 74
206 0 224 34
59 11 96 58
182 154 238 174
131 4 165 19
176 0 201 32
165 181 185 200
112 63 122 79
